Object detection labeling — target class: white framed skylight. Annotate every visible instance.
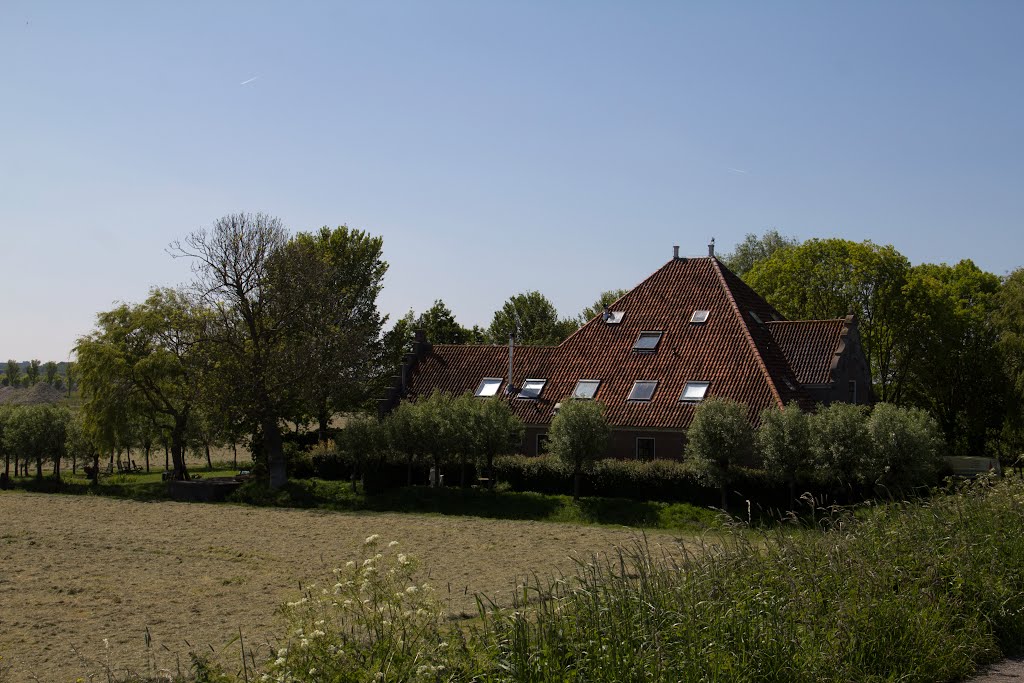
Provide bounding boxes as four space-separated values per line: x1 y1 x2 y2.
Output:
517 379 547 400
690 309 710 324
603 310 625 324
474 378 503 397
572 379 600 400
628 380 658 402
633 331 663 352
679 381 710 402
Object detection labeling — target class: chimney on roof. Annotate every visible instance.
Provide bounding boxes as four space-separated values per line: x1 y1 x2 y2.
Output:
673 245 679 260
708 238 715 258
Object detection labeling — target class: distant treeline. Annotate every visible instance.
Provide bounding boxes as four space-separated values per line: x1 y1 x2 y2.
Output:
1 359 75 390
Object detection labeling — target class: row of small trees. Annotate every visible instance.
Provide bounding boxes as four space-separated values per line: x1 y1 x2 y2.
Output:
1 359 73 389
688 399 944 508
0 404 96 485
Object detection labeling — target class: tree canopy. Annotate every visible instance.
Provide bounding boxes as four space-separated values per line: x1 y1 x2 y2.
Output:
488 291 577 346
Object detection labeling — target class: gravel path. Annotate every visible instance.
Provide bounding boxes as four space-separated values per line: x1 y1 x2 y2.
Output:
969 659 1024 682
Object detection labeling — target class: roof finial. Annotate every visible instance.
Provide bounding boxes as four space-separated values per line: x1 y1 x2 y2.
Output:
708 237 715 258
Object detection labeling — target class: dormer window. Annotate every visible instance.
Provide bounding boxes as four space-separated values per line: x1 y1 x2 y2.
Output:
572 380 600 400
603 310 625 324
517 379 547 400
475 378 503 397
690 310 710 324
632 331 663 352
679 381 710 402
628 380 658 402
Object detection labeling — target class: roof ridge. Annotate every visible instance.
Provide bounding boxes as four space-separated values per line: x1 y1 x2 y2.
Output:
764 318 846 326
709 257 785 409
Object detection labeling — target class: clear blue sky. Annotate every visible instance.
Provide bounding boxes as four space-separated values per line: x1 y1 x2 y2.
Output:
3 1 1023 362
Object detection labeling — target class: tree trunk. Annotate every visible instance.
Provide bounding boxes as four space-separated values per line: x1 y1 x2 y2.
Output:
35 456 43 481
406 455 414 487
91 453 100 485
144 444 150 473
487 453 495 490
205 443 212 470
4 453 10 478
720 483 729 512
170 419 190 481
232 441 238 469
573 470 581 501
53 454 61 481
263 416 287 490
318 409 330 443
164 440 169 471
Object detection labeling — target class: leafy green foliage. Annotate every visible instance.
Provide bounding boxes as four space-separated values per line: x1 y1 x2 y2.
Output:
547 399 610 499
488 290 577 345
685 397 754 508
721 228 799 276
809 402 871 487
757 401 812 498
864 402 944 490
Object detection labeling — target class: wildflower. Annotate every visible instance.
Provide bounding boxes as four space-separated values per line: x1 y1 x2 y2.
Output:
308 668 317 675
388 540 399 548
346 560 356 568
364 534 380 545
406 585 418 594
397 553 409 566
103 638 109 649
274 656 286 666
300 638 309 649
312 629 326 637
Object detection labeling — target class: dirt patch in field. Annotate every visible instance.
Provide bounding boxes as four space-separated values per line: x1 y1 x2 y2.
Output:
0 492 692 681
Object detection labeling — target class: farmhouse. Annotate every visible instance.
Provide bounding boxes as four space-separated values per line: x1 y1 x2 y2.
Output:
380 244 871 460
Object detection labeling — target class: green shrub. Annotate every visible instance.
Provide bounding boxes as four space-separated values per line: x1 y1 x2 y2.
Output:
865 402 944 491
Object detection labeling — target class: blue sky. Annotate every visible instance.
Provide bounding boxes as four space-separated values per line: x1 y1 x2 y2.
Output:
2 1 1023 362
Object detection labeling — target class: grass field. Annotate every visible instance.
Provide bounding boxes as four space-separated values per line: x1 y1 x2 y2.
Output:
0 491 690 682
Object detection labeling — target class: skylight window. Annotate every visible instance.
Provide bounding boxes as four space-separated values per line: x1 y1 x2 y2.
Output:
628 380 658 402
679 381 710 402
474 378 503 397
603 310 625 324
633 331 663 352
517 379 547 400
572 380 600 400
690 310 710 324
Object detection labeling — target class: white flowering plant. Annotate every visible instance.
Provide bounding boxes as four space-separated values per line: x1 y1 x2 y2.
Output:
260 537 467 682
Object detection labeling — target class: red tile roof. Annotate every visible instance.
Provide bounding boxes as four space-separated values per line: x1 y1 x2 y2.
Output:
398 256 854 429
765 319 849 385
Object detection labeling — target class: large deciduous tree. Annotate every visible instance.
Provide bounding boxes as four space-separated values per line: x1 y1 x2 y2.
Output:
685 397 754 511
5 360 20 388
488 291 577 346
76 287 207 480
745 238 914 403
995 268 1024 454
722 229 799 277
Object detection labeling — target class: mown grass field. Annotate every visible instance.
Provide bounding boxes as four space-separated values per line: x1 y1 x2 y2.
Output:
0 491 690 682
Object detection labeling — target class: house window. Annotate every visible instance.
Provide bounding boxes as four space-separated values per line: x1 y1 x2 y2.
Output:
633 331 663 352
628 380 658 402
537 434 549 454
636 437 655 461
690 309 710 324
572 379 600 400
475 378 503 397
603 310 625 324
680 381 710 402
517 379 547 400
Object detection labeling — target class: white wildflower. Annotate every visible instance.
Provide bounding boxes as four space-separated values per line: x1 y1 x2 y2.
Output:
388 540 399 548
364 534 380 545
346 560 356 568
397 553 409 566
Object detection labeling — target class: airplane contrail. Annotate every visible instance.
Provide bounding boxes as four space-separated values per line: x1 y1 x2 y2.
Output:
240 75 260 86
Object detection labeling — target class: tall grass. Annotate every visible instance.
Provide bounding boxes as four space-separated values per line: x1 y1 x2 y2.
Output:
265 477 1024 682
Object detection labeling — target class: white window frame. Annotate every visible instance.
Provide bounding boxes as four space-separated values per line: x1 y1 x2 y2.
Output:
517 378 547 400
474 377 503 397
635 437 656 460
690 309 710 324
680 381 710 402
572 379 601 400
633 331 663 352
628 380 658 402
603 310 625 324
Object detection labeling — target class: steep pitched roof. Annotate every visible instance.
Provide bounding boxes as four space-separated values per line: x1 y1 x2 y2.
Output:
765 319 850 385
399 256 849 429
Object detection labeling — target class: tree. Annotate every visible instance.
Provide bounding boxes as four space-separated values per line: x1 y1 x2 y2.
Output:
25 359 41 385
76 287 207 481
470 397 523 488
416 300 476 344
685 398 754 510
995 268 1024 457
757 402 812 505
43 361 58 385
488 291 577 346
745 239 914 403
3 404 69 481
576 289 629 326
0 404 12 486
336 414 385 492
809 402 870 488
279 226 388 438
722 229 799 277
65 412 96 476
5 360 20 389
901 261 1003 457
864 403 943 491
387 399 427 486
548 399 610 500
